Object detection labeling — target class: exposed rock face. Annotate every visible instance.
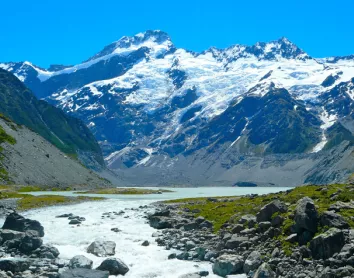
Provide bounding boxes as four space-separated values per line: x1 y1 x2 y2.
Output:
69 255 93 269
253 263 276 278
96 258 129 275
256 200 287 222
320 211 350 229
309 228 346 259
59 268 109 278
2 212 44 237
212 254 244 277
294 197 318 243
87 241 116 257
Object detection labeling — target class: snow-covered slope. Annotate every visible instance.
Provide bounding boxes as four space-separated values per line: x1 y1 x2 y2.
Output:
1 30 354 186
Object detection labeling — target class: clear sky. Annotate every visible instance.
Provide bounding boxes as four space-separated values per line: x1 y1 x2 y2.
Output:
1 0 354 68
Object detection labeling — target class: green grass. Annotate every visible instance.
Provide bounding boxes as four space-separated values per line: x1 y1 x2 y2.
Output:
0 185 104 211
165 183 354 233
16 194 104 211
76 188 174 195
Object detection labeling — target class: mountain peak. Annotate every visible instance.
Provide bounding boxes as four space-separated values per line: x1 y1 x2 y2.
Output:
87 30 173 62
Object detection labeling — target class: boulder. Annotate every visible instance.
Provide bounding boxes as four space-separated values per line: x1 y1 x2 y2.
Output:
184 222 198 231
150 210 170 217
69 219 81 225
87 241 116 257
96 258 129 275
69 255 93 269
294 197 318 234
244 251 262 274
149 216 173 229
141 240 150 246
239 215 257 228
329 201 354 212
199 220 213 229
258 222 271 232
320 211 350 229
231 224 244 234
32 244 60 259
225 235 248 249
2 213 44 237
0 229 25 243
253 263 275 278
59 268 109 278
256 200 287 222
19 233 43 253
309 228 345 259
212 254 243 277
0 258 31 273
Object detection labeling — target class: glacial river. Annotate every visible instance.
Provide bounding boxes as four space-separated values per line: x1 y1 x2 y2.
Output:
19 187 290 278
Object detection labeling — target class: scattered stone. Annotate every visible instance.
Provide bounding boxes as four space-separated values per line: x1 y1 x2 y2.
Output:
111 228 121 233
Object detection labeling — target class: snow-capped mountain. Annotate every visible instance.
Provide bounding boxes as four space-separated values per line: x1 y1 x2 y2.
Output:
1 30 354 186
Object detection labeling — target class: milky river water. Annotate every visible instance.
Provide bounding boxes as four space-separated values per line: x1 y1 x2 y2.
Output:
7 187 290 278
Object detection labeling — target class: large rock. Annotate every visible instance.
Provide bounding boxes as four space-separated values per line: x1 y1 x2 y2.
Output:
0 258 31 273
256 200 287 222
96 258 129 275
294 197 318 234
253 263 275 278
33 244 60 259
225 235 248 249
149 216 173 229
0 229 25 242
87 241 116 257
320 211 350 229
212 254 243 277
244 251 262 274
69 255 93 269
309 228 345 259
2 213 44 237
329 201 354 212
19 233 43 253
59 268 109 278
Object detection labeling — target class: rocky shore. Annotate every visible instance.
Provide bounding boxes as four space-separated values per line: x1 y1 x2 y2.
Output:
0 211 130 278
148 184 354 278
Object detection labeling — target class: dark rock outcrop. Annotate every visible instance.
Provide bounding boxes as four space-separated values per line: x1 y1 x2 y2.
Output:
2 212 44 237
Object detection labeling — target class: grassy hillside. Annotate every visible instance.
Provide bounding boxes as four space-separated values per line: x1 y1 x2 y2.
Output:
0 69 104 166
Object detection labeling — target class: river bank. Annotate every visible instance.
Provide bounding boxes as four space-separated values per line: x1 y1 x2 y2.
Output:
0 187 290 277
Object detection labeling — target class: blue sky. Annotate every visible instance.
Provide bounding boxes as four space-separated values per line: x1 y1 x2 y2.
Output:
1 0 354 68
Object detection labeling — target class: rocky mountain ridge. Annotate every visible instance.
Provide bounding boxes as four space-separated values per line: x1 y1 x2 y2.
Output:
1 30 353 186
